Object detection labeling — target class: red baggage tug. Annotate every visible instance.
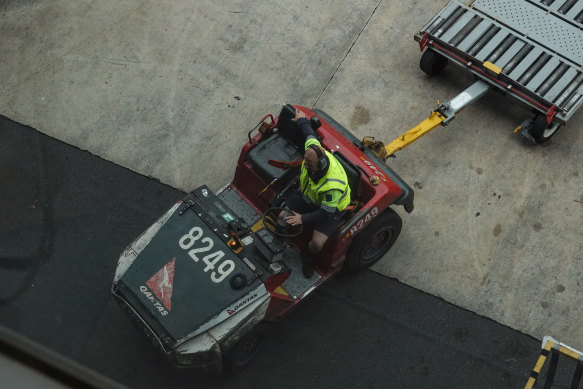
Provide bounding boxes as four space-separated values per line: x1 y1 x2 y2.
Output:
112 105 414 372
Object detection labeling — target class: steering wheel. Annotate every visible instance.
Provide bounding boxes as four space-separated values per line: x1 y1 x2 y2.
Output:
262 207 303 238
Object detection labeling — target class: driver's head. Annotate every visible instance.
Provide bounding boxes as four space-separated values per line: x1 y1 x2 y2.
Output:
304 145 324 173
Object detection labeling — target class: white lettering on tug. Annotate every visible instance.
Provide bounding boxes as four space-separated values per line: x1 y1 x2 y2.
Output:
140 285 169 316
226 293 258 315
350 207 379 236
360 158 387 182
179 226 235 283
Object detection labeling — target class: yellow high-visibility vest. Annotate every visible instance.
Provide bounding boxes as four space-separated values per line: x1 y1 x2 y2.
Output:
300 138 350 212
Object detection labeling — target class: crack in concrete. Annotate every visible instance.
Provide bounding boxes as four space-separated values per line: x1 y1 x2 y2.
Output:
313 0 384 108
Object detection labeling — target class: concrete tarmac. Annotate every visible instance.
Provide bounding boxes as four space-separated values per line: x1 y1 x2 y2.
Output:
1 0 581 351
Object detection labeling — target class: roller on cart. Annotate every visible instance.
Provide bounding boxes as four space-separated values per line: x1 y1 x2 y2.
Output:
365 0 583 157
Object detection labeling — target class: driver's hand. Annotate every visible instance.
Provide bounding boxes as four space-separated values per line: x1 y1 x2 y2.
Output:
291 110 306 122
285 211 303 226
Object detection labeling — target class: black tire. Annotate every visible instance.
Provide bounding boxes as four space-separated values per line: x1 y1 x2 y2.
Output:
345 208 402 273
529 115 560 143
420 49 448 76
223 322 268 373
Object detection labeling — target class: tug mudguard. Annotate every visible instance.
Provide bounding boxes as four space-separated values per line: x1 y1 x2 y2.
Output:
313 109 414 213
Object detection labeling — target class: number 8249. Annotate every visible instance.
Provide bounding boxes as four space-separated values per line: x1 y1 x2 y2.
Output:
178 226 235 283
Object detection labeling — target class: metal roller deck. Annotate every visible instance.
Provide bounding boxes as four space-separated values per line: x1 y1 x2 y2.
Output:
415 0 583 124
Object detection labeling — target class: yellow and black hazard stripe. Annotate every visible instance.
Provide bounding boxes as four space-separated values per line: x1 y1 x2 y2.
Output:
524 339 554 389
525 336 583 389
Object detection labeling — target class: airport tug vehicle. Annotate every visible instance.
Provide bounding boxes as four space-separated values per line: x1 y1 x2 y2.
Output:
111 105 414 372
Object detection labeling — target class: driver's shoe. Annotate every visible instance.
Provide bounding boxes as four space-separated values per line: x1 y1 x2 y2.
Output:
301 251 314 278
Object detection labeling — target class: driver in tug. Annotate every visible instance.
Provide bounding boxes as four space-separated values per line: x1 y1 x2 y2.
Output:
283 109 351 278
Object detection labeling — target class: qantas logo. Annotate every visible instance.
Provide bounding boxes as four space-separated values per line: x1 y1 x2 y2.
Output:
140 286 169 316
144 258 175 311
226 293 258 316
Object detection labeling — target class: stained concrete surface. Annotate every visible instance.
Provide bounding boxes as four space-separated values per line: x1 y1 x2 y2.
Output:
1 0 581 354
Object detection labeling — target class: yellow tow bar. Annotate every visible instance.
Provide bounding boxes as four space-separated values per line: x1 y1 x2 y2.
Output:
385 111 446 156
363 110 446 160
363 80 490 159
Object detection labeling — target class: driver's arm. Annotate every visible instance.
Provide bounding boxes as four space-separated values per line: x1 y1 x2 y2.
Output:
286 205 328 226
301 189 343 224
292 110 317 141
297 117 316 141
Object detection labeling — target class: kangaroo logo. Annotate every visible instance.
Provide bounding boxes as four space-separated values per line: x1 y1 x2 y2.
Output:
146 258 175 310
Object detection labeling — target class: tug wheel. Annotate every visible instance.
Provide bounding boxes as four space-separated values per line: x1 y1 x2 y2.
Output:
529 115 560 143
420 49 448 76
224 322 268 373
345 208 402 273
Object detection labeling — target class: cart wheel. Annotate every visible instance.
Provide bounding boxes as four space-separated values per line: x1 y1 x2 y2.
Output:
420 49 448 76
224 322 268 373
529 115 560 143
345 208 402 273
